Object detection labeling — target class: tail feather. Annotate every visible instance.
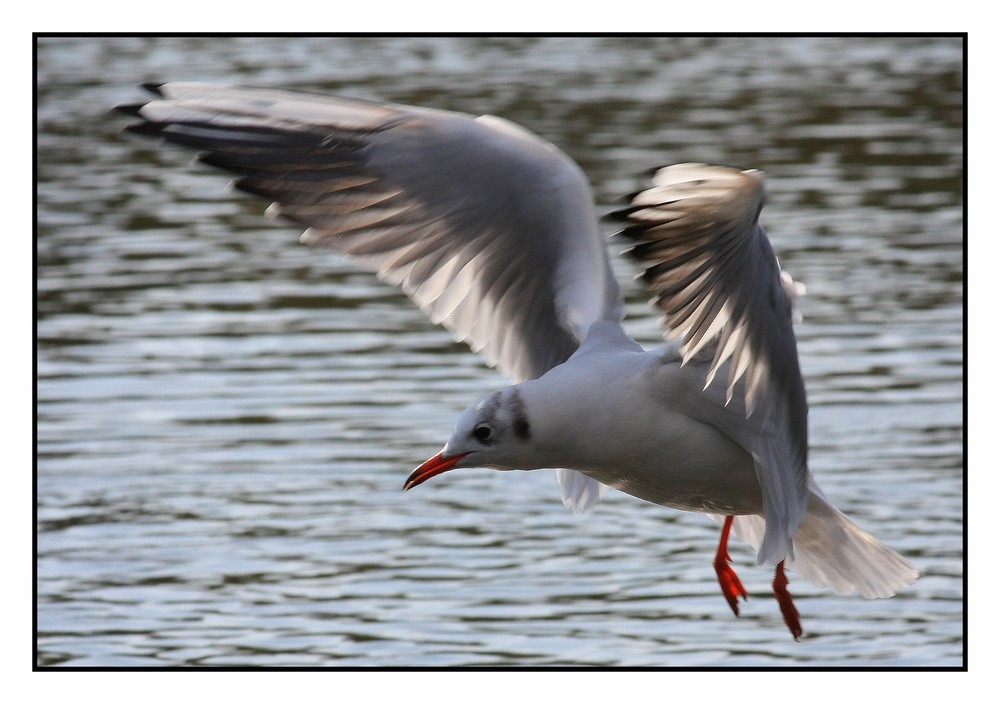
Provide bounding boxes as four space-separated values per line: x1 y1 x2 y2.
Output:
721 484 918 598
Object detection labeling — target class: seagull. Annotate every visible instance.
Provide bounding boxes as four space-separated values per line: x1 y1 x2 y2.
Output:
118 83 918 639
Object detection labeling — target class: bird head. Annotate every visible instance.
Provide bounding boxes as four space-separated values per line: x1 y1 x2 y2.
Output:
403 386 535 490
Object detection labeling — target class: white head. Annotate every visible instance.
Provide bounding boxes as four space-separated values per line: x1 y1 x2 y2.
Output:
403 386 538 490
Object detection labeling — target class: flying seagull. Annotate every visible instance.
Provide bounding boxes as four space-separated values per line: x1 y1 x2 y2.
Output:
118 83 918 638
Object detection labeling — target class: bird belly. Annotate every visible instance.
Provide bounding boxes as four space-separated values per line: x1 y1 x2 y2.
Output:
570 415 762 516
522 343 764 516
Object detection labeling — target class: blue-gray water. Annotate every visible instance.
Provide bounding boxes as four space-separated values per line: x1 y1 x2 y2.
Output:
36 36 964 667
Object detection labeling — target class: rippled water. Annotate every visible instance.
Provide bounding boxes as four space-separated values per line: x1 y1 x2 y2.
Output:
36 36 964 667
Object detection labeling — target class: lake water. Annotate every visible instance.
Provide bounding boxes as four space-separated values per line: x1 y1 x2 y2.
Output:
36 36 964 668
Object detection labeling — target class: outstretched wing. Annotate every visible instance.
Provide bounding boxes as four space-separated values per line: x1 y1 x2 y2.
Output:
118 83 623 383
613 164 809 564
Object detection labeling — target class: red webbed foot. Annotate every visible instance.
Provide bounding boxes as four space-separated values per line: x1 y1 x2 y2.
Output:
772 559 803 640
714 515 749 616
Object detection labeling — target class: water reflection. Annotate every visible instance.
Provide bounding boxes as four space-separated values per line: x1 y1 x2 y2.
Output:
36 36 963 667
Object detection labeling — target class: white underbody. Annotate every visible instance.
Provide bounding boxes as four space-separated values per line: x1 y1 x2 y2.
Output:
519 337 762 516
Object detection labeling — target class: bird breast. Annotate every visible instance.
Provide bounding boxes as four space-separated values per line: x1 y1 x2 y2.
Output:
520 349 763 515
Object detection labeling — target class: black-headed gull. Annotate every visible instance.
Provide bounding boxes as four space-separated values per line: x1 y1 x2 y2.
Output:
118 83 918 639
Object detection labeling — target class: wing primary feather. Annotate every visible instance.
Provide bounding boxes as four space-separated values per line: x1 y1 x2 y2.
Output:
117 83 623 383
613 163 809 561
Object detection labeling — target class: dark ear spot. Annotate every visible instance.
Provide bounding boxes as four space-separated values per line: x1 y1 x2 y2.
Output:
513 415 531 440
508 389 531 440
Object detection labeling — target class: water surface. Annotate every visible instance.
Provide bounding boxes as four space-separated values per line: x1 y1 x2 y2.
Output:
36 36 964 667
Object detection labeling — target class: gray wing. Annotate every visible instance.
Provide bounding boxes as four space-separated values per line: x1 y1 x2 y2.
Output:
118 82 623 383
613 164 809 564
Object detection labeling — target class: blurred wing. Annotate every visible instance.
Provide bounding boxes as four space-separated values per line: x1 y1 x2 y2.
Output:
119 82 623 383
613 164 809 563
614 164 803 412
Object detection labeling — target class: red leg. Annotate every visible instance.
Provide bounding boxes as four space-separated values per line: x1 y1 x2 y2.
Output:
713 515 748 616
772 559 803 640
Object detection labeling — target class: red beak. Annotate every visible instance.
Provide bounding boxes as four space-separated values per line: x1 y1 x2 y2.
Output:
403 451 469 491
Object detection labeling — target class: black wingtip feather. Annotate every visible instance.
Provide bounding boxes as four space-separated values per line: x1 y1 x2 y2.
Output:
605 196 664 223
604 186 688 223
615 222 660 241
603 205 639 223
113 103 145 118
141 82 165 96
123 122 166 138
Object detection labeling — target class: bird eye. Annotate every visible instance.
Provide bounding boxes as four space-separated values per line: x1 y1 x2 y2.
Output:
473 424 493 442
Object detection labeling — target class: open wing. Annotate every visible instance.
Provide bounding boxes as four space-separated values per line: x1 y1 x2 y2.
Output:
118 83 623 383
613 164 809 564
